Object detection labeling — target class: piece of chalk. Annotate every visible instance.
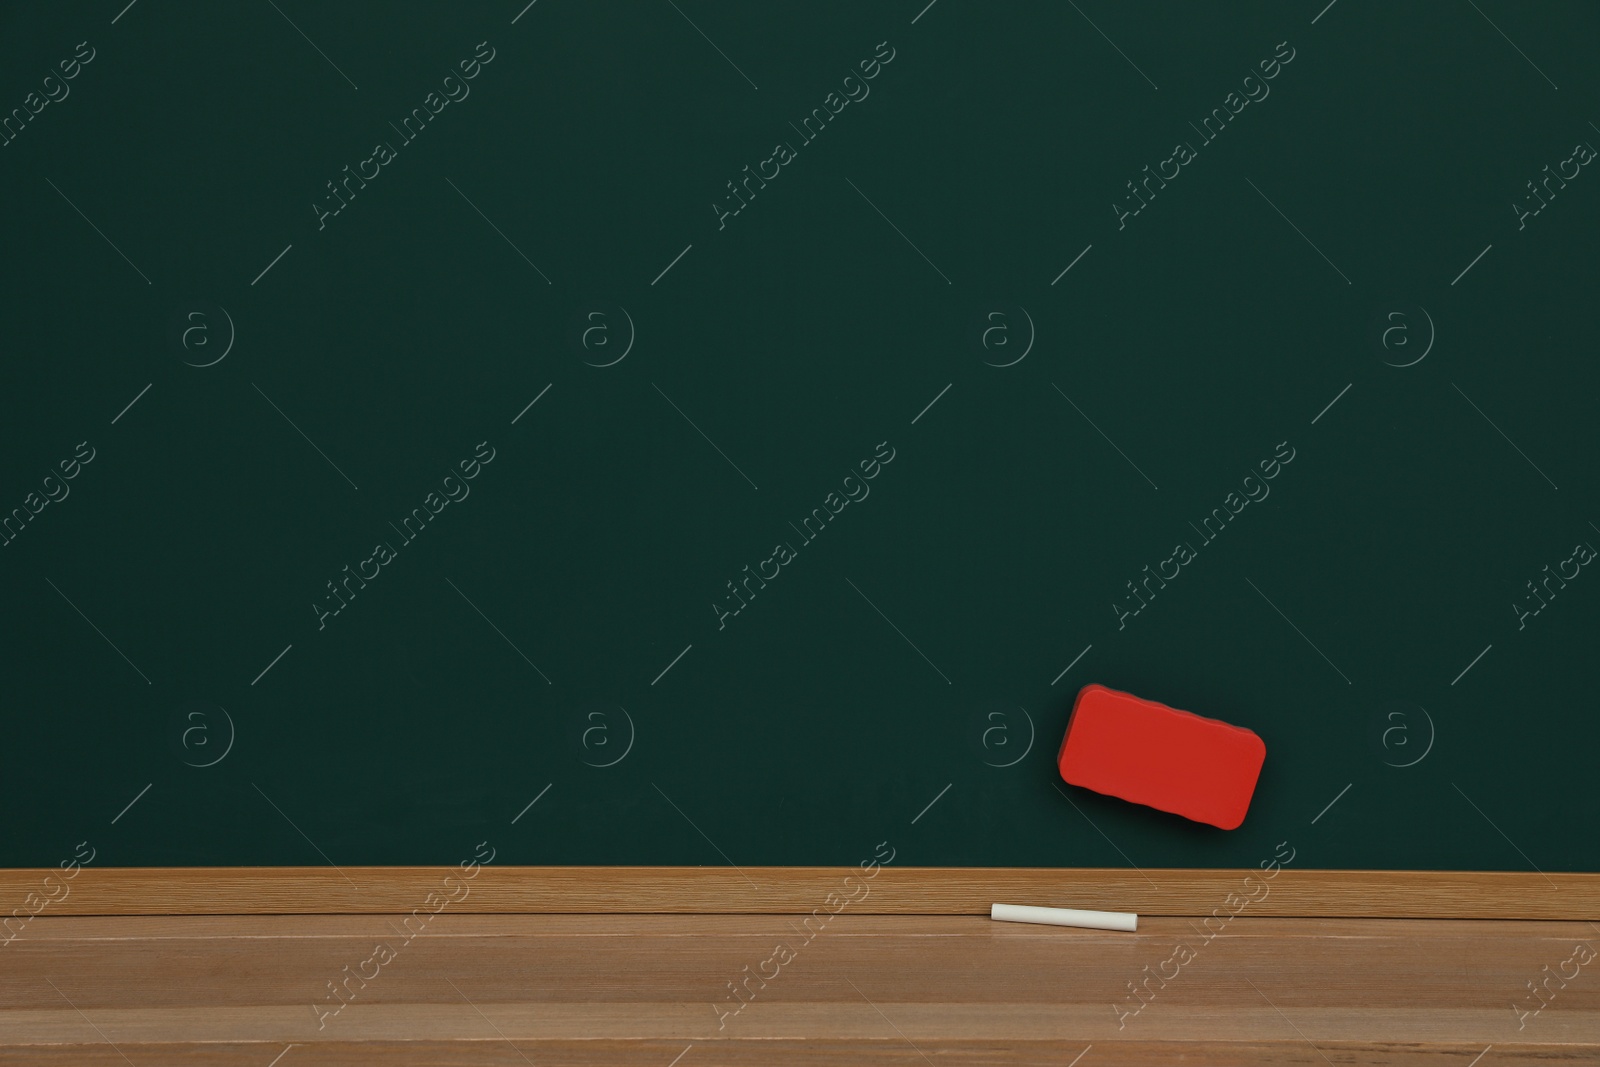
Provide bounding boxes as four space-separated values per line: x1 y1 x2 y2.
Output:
990 902 1138 932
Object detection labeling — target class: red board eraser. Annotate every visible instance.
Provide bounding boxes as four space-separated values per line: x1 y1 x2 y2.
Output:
1057 684 1265 830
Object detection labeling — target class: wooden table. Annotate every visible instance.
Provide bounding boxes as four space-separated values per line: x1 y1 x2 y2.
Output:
1 867 1596 1063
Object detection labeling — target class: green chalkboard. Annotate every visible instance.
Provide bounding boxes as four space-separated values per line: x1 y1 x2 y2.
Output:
3 0 1597 874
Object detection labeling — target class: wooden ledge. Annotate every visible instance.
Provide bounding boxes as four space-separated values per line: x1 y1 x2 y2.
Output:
1 867 1595 919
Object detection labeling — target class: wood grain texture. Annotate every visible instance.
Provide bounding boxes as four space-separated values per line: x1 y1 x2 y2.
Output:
1 866 1596 918
0 914 1594 1064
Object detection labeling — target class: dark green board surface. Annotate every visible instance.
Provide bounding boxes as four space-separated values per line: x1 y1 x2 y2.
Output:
2 1 1597 872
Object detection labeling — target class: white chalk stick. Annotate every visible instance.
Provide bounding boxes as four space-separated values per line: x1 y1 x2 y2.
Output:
990 902 1137 932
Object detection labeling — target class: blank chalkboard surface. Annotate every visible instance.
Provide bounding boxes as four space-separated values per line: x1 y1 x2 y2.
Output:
3 0 1597 875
